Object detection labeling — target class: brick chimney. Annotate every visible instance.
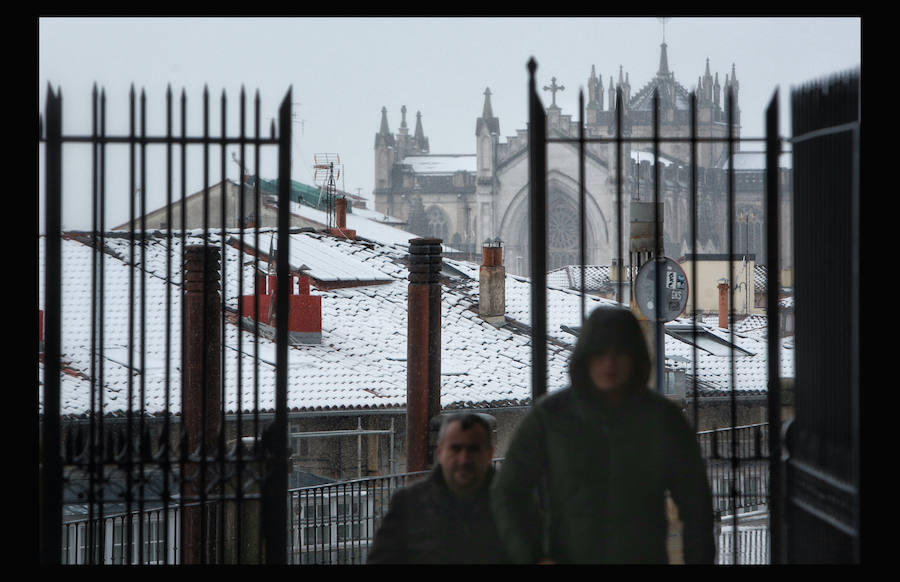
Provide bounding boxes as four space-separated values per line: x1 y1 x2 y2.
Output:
407 238 442 473
479 238 505 325
239 266 322 344
328 197 357 239
182 245 223 564
718 279 729 329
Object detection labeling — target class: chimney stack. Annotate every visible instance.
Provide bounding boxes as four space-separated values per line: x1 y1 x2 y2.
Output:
718 279 730 329
239 266 322 344
328 197 357 239
407 238 442 473
479 238 506 325
182 245 223 564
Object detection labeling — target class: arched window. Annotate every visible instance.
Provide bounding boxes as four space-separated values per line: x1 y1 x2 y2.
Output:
425 206 449 241
547 197 579 271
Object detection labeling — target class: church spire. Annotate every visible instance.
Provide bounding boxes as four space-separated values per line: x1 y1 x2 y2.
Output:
702 57 713 101
482 87 494 119
399 105 409 134
587 65 603 110
476 87 500 136
658 42 670 77
415 110 425 141
379 106 390 135
414 110 429 152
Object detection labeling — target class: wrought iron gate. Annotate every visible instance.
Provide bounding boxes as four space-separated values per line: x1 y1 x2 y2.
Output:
784 71 860 564
526 59 860 564
39 85 294 564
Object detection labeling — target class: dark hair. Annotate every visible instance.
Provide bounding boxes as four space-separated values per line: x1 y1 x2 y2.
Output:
437 412 494 444
569 306 651 391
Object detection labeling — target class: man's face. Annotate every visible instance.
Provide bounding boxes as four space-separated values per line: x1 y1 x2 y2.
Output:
588 350 634 393
436 420 494 497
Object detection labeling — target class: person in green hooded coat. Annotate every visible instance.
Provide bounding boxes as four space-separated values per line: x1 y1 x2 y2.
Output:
491 306 715 564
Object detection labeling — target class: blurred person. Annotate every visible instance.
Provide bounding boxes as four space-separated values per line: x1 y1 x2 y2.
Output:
367 412 510 564
491 306 715 564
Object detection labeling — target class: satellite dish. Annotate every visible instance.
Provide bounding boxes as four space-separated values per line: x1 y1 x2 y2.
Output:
634 257 689 322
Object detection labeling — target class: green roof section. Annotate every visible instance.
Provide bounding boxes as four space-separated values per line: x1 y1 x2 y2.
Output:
248 176 352 213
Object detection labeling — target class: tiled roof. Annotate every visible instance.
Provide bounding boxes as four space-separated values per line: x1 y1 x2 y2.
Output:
39 230 790 418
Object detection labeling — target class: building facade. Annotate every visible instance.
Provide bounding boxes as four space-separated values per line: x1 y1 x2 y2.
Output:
374 42 792 278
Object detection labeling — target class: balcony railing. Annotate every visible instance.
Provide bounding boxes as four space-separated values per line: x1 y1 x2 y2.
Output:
59 425 770 564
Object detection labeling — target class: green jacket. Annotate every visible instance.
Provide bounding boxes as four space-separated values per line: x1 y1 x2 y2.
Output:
492 388 715 564
491 384 715 564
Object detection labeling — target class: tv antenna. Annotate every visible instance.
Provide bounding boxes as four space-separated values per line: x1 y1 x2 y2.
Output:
313 153 343 228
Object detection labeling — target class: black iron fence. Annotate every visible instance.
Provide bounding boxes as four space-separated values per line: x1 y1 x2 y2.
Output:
526 58 786 564
60 424 767 564
40 60 860 565
40 85 295 564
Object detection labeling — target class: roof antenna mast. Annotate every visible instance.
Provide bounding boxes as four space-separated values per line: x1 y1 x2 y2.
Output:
313 153 343 229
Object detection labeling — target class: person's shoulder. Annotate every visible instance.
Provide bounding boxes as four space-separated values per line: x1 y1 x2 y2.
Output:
534 386 577 412
637 389 694 427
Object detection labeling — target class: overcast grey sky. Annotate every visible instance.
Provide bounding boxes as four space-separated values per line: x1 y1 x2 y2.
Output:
39 16 861 230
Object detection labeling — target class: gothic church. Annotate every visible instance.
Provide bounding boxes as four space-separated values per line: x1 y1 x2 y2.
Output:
373 42 789 277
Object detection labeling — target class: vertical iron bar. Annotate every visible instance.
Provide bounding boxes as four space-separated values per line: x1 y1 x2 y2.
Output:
163 84 173 565
850 86 861 564
253 91 262 565
690 92 699 431
236 86 246 564
138 88 147 565
98 88 108 564
527 58 547 404
726 87 738 564
201 85 210 564
652 90 663 394
88 83 99 564
616 89 624 306
266 89 292 565
178 88 188 566
578 90 585 325
126 84 136 565
41 83 63 565
764 90 783 564
218 89 227 563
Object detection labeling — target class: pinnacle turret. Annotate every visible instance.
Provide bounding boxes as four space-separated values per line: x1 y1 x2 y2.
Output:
379 106 390 135
658 42 670 76
476 87 500 136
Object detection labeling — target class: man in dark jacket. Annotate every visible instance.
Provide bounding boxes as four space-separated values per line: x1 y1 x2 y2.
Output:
367 412 510 564
491 306 716 564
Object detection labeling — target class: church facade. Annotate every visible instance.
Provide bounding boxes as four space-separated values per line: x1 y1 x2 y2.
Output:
373 43 792 278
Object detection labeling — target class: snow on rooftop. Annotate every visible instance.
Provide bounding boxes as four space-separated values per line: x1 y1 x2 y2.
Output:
722 151 792 170
39 232 790 418
288 199 418 248
400 154 476 174
632 149 677 167
249 229 393 283
349 205 405 225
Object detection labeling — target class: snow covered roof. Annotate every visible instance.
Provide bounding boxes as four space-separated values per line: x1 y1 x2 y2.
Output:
669 315 794 395
39 232 790 418
721 151 792 170
244 229 393 284
348 205 405 226
38 231 567 417
400 154 476 174
632 149 679 167
287 199 418 248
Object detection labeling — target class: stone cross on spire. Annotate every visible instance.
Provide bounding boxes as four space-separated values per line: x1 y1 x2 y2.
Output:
658 16 671 43
543 77 565 108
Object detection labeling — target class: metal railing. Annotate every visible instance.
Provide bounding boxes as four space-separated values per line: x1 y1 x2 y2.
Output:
60 425 769 564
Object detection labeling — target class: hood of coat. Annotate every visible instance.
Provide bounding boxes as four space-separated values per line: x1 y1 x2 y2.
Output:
568 306 651 397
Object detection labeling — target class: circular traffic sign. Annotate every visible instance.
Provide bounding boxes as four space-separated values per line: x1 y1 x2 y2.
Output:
634 257 689 322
